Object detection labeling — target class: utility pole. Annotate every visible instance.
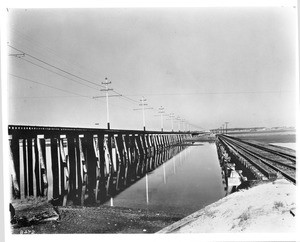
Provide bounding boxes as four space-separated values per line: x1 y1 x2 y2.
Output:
169 113 175 132
181 119 186 132
225 122 229 134
133 97 153 131
166 113 175 132
154 107 169 132
141 97 147 130
176 116 181 132
93 77 121 129
101 77 113 129
158 106 165 132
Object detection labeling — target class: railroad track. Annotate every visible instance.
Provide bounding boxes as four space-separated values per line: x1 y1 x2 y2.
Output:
223 135 296 168
219 137 275 180
218 135 296 184
241 140 296 163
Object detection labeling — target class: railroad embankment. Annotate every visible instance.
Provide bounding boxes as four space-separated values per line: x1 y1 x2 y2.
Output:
157 179 296 233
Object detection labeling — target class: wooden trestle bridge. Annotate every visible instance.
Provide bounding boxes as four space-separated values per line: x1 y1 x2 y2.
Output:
8 125 192 206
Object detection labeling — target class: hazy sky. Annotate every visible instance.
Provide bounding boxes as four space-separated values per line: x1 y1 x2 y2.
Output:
6 7 298 131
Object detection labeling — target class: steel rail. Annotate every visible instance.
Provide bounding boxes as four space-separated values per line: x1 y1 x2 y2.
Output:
222 136 295 170
219 135 296 184
223 135 296 162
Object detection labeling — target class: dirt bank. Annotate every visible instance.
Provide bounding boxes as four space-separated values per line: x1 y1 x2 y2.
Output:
157 179 296 233
11 204 182 234
10 179 296 234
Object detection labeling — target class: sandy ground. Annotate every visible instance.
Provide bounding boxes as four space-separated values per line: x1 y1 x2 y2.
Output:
10 179 296 234
157 179 296 233
11 203 182 234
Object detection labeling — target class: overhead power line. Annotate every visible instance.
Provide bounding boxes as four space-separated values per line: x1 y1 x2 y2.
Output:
9 73 91 99
17 57 100 91
10 25 100 81
115 91 139 103
8 44 105 88
123 90 294 96
9 96 87 99
9 73 137 116
8 44 139 104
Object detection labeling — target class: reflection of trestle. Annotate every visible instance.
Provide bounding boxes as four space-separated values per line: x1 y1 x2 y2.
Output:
144 146 190 204
8 125 191 206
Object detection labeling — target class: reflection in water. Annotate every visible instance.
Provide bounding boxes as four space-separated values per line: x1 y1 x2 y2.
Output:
146 174 149 204
106 143 226 216
163 163 166 184
68 142 188 206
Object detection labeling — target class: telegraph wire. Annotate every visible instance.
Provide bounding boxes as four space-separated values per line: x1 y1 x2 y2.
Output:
16 57 100 91
7 44 180 126
8 45 105 88
9 73 91 99
9 27 108 90
8 44 140 105
123 90 294 96
9 73 141 112
9 96 86 99
10 26 70 65
113 90 139 104
8 46 202 127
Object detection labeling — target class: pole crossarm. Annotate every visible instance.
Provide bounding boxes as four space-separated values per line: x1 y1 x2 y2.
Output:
92 94 122 99
100 77 113 129
155 106 165 131
9 53 25 57
101 78 111 85
133 96 153 131
133 107 153 111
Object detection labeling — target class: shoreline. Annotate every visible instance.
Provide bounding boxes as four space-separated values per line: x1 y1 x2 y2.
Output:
11 178 296 234
11 202 183 234
157 179 296 233
10 133 296 234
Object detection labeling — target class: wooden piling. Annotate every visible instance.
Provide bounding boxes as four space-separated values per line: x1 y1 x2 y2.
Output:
45 138 53 200
59 136 69 206
8 125 189 205
93 135 100 201
50 138 59 200
9 137 19 198
19 139 25 199
85 134 97 203
67 137 76 202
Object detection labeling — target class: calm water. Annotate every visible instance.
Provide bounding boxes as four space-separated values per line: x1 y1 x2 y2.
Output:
105 142 226 216
271 143 296 150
